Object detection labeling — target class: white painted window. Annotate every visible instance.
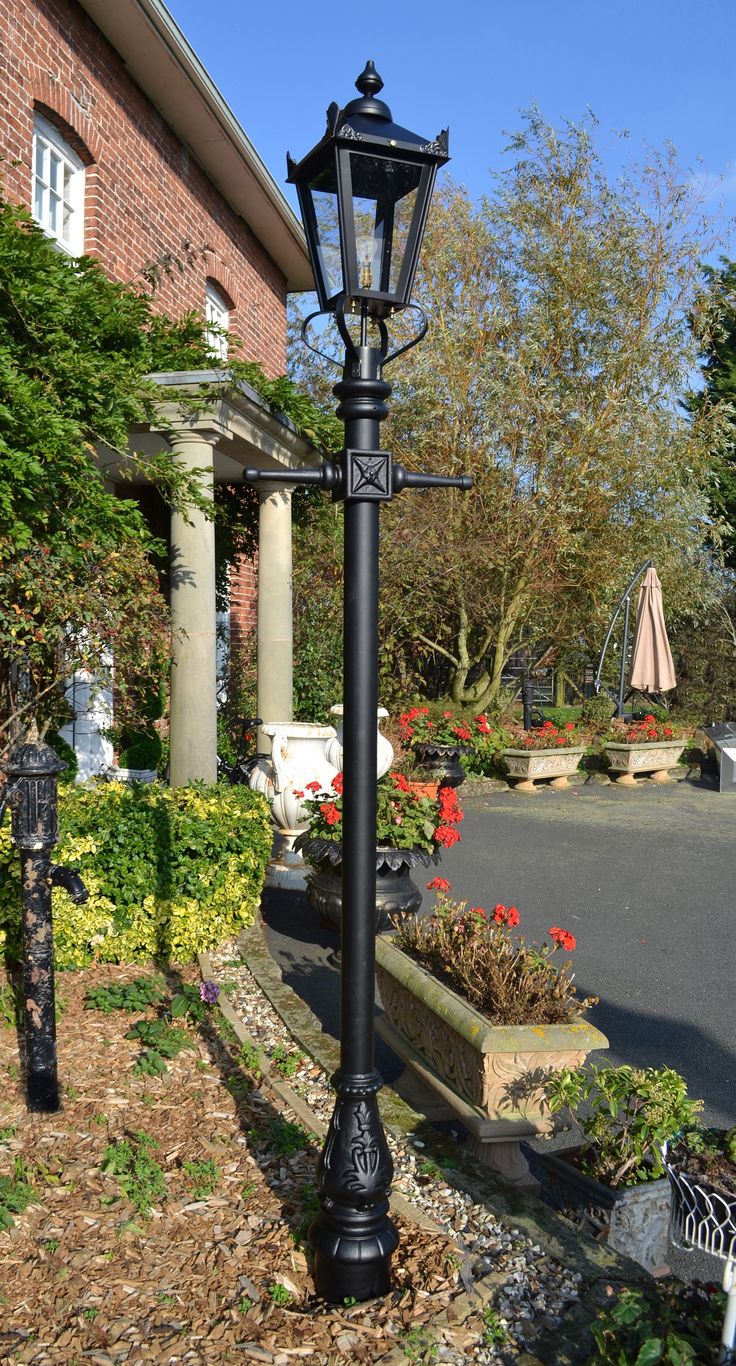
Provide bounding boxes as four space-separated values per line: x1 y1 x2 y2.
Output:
205 281 230 360
32 114 85 255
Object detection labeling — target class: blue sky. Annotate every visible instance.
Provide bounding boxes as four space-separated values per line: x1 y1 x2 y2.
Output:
166 0 736 242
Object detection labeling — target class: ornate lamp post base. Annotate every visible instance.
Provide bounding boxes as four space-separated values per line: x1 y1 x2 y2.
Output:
311 1070 398 1300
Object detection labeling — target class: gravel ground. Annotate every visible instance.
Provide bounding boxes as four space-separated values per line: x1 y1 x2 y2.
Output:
209 941 585 1362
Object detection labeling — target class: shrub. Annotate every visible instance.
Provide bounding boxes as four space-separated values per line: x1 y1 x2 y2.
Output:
581 694 617 728
546 1064 703 1187
0 782 272 966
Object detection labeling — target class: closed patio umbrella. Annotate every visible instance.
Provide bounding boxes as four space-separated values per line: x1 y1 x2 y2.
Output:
629 566 676 693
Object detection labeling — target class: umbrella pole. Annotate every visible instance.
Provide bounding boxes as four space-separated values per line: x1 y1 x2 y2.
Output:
617 595 631 719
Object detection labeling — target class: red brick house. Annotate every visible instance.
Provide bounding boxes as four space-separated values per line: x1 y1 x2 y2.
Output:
1 0 319 782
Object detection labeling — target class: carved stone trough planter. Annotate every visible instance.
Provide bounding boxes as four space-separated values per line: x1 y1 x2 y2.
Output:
605 739 685 785
528 1144 671 1272
502 746 586 793
374 936 608 1189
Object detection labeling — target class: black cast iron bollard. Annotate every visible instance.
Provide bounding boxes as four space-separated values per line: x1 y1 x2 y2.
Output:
0 722 88 1111
244 313 471 1301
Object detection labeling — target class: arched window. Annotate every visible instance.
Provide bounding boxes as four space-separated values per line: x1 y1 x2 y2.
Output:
32 113 85 255
205 281 230 360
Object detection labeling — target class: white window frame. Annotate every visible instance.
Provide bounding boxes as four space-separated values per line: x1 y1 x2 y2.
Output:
32 113 85 256
205 281 230 360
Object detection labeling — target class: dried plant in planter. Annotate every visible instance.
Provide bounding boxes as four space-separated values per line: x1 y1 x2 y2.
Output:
392 888 596 1026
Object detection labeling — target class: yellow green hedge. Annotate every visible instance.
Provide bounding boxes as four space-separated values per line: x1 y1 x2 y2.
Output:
0 782 272 967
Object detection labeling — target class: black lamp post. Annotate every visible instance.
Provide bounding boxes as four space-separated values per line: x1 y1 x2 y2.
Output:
245 63 470 1303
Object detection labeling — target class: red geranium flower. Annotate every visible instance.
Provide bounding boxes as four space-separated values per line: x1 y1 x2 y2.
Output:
427 876 451 892
305 780 322 793
319 802 341 827
470 906 486 919
332 771 344 794
549 926 576 952
433 825 461 848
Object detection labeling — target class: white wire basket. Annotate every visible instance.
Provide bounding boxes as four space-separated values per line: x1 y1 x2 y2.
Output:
663 1142 736 1364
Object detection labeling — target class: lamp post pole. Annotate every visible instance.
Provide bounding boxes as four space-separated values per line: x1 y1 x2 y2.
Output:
244 62 471 1301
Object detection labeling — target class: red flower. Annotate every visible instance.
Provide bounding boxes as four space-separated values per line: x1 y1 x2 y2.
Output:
492 904 520 928
305 780 322 793
443 710 453 718
549 926 576 952
664 727 673 737
470 906 486 919
542 720 555 730
476 714 492 735
390 771 412 793
647 729 657 739
319 802 341 827
427 877 451 892
332 771 344 794
644 714 655 723
433 825 461 848
454 725 472 741
564 722 576 731
292 789 305 799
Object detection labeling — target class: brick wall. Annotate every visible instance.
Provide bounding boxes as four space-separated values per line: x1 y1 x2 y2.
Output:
0 0 287 376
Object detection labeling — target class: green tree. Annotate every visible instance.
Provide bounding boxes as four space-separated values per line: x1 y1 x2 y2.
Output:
381 117 726 706
688 257 736 567
0 194 338 748
289 114 728 709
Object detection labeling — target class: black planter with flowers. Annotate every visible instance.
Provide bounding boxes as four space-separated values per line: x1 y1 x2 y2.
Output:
294 770 463 932
399 707 474 788
298 837 432 932
412 741 468 789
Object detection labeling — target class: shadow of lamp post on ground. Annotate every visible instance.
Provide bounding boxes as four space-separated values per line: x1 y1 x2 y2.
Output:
244 63 471 1302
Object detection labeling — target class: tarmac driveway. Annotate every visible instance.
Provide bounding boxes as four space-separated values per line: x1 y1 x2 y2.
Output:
438 778 735 1128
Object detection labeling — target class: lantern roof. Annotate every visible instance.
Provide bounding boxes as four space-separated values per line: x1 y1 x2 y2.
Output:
287 62 449 185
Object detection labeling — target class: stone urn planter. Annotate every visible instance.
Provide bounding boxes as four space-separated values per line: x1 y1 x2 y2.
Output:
411 742 468 789
605 739 685 785
502 746 586 793
106 765 157 785
248 722 338 850
528 1144 671 1272
374 935 607 1186
297 837 436 932
324 704 394 780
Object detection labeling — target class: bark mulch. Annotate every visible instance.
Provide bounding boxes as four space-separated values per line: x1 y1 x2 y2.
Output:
0 964 462 1365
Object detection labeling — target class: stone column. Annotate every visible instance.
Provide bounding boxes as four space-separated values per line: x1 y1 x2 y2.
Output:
169 430 219 786
257 483 294 739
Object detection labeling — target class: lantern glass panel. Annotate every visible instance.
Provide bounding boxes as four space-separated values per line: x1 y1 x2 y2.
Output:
347 153 423 298
304 161 343 301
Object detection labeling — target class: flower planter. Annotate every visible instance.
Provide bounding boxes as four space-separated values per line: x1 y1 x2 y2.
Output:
605 739 685 785
412 742 468 789
298 839 435 933
502 746 585 793
248 722 338 849
374 936 607 1137
406 780 440 800
106 765 157 784
325 704 394 781
529 1144 671 1272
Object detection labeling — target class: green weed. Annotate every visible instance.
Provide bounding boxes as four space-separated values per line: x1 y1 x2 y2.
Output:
85 976 166 1015
481 1306 509 1346
102 1130 166 1216
266 1119 313 1157
271 1044 304 1078
182 1159 219 1200
267 1282 292 1307
0 1157 35 1229
238 1043 264 1074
